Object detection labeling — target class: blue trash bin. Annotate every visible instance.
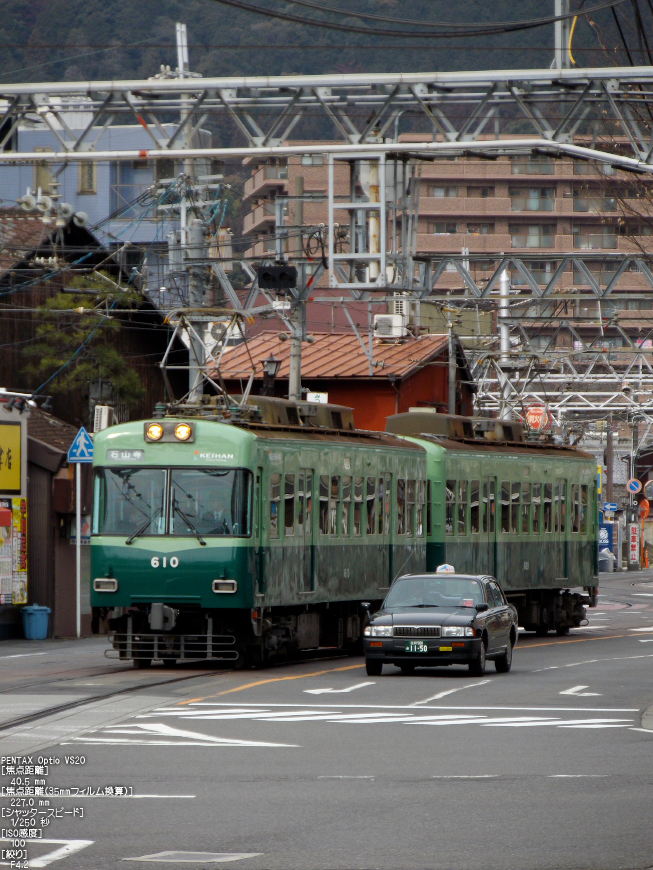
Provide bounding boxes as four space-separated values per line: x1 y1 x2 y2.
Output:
21 604 51 640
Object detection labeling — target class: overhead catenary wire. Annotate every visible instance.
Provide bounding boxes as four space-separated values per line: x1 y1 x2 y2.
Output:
203 0 628 39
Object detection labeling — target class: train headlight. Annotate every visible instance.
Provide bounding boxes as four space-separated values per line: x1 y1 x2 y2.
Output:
175 423 193 441
147 423 164 441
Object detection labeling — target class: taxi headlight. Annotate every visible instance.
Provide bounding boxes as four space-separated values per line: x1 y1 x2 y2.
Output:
175 423 192 441
364 625 392 637
146 423 164 441
442 626 475 637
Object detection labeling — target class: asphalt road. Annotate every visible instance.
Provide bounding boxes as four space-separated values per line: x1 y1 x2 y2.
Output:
1 570 653 870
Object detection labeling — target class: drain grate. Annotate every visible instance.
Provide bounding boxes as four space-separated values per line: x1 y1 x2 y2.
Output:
123 852 262 864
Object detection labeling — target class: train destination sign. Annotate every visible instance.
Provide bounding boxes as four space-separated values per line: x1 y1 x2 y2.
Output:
524 405 552 431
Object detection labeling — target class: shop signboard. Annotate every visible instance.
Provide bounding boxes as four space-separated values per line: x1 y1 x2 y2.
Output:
0 497 27 604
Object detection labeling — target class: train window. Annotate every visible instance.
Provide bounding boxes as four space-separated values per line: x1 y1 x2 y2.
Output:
377 477 384 535
397 478 406 535
470 480 480 534
446 480 455 536
501 481 511 533
417 480 425 537
342 476 352 536
330 476 340 536
559 479 566 533
482 480 495 534
354 476 364 536
270 472 281 538
284 473 295 536
532 483 541 533
580 484 588 534
521 482 531 533
511 483 520 534
93 467 167 537
544 483 553 532
367 477 376 535
170 468 251 537
571 484 579 532
319 475 329 534
426 480 432 537
457 480 468 536
553 482 560 532
298 472 305 534
406 479 416 537
384 476 392 535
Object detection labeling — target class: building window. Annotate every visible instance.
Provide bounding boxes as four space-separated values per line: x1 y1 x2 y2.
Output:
428 221 458 235
467 223 494 235
511 155 555 175
428 185 458 197
573 160 617 176
572 225 617 249
301 154 324 165
110 160 153 218
509 187 555 211
510 224 555 248
467 186 495 198
511 260 557 285
78 162 97 195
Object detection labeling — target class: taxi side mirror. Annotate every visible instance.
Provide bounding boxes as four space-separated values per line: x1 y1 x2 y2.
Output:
361 601 372 611
476 603 489 612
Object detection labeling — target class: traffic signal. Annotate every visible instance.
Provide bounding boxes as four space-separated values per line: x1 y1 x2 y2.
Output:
257 264 297 289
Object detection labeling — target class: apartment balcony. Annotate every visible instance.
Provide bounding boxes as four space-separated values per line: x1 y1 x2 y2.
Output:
244 165 289 201
243 201 277 235
244 238 278 259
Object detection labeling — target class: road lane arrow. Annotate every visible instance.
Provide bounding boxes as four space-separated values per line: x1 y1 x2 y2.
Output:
304 682 375 695
560 686 602 697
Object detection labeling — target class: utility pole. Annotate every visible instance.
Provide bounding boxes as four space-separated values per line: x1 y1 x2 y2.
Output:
499 267 512 420
606 415 614 503
448 320 456 416
554 0 572 71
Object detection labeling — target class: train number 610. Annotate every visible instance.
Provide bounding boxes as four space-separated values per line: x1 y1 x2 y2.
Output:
151 556 180 568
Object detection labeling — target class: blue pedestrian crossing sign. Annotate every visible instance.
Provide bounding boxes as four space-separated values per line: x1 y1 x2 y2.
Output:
68 426 94 463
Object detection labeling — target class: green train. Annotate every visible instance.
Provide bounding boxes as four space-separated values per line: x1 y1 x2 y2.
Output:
90 398 598 666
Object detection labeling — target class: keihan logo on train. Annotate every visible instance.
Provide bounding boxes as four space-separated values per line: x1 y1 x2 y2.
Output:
193 451 235 460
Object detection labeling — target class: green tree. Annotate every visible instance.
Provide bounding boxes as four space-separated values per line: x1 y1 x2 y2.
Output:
25 271 145 410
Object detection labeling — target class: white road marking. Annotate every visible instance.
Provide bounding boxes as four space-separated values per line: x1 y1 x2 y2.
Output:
629 626 653 631
70 722 298 748
122 852 262 863
304 682 375 695
318 775 375 779
560 686 602 697
0 839 93 868
178 701 639 712
548 774 608 778
411 680 491 705
432 775 498 779
639 639 653 643
535 653 653 672
0 651 48 659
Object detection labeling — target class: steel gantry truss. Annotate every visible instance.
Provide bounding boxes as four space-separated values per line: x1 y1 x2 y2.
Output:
5 64 653 423
2 66 653 169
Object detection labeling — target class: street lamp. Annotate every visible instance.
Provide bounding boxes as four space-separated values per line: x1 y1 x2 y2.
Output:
261 354 281 396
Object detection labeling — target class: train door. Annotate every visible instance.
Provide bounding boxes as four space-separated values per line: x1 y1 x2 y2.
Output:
255 467 265 594
482 476 497 576
298 469 315 591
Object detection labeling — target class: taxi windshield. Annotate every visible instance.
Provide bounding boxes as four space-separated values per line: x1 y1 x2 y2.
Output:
384 576 484 609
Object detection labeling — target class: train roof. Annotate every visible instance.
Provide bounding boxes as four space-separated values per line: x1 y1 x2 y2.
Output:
413 435 594 461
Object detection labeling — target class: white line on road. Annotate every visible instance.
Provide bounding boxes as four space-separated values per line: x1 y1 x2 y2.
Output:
431 775 498 779
0 839 93 868
0 652 48 659
304 682 375 695
182 701 639 712
411 680 491 705
629 626 653 631
318 775 375 779
535 653 653 672
560 686 602 697
548 774 608 778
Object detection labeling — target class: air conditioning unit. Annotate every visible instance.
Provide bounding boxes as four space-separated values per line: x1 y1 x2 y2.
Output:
374 313 407 338
93 405 116 432
390 295 420 328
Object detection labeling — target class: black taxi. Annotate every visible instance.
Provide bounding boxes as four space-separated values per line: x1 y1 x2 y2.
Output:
363 568 518 676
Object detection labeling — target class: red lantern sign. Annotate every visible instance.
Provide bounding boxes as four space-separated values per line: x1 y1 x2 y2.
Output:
524 405 552 431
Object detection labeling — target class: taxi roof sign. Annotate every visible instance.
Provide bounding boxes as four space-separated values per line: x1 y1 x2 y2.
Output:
68 426 94 463
436 564 456 574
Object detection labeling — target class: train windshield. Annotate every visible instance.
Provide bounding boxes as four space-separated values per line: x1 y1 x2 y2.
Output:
93 467 252 537
384 575 484 608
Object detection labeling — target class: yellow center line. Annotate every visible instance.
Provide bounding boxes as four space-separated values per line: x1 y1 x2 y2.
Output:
177 662 364 705
519 631 653 648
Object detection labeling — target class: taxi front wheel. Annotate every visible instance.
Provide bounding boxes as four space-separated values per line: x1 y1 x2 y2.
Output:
365 658 383 676
469 640 486 676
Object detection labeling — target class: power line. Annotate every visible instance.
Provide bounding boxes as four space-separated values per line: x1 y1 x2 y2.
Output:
204 0 627 39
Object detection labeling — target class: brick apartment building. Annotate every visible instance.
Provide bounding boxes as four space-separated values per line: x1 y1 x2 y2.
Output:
242 140 653 348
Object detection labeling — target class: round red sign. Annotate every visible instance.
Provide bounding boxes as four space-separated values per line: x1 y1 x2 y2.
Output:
524 405 552 431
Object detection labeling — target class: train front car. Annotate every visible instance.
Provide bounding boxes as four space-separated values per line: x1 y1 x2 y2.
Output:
91 418 258 667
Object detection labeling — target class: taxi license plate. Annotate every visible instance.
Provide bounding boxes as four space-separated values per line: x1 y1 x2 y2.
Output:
405 640 429 653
